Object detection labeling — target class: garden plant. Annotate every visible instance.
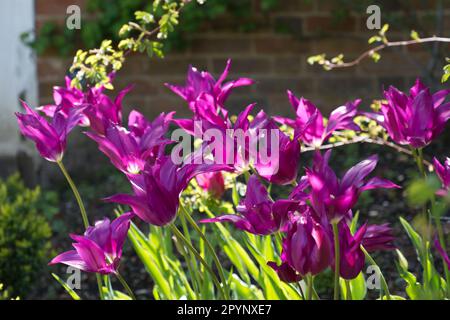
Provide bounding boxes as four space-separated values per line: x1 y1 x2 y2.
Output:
11 0 450 300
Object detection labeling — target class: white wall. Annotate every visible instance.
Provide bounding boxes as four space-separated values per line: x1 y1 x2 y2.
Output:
0 0 38 157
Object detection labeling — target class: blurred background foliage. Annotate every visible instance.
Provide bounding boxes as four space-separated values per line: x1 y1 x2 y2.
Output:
27 0 445 56
0 174 57 298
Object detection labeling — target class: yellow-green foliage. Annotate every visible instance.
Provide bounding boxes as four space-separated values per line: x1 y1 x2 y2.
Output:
0 174 52 297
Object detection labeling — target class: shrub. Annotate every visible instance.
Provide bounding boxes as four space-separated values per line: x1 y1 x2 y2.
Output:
0 174 53 297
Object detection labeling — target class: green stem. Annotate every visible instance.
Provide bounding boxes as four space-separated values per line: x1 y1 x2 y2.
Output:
312 286 320 300
414 148 427 178
361 246 391 300
411 148 432 291
116 272 136 300
56 160 104 300
297 282 306 300
431 197 450 298
332 222 341 300
56 161 89 228
179 213 202 295
169 223 226 299
345 280 352 300
306 274 313 301
180 203 230 300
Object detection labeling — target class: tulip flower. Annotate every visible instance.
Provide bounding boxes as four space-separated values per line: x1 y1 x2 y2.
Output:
106 157 232 226
361 223 396 252
49 212 134 274
272 210 332 277
274 91 361 148
333 222 395 279
38 76 133 135
433 157 450 196
166 59 254 111
16 101 85 162
435 237 450 271
252 111 301 185
367 79 450 148
86 112 173 174
267 254 302 283
306 151 400 223
333 222 366 280
196 172 226 198
201 175 300 235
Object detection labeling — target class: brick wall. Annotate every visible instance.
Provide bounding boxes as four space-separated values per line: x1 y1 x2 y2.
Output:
36 0 450 120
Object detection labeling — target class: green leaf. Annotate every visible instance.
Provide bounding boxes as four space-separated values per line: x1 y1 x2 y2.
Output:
407 177 440 206
399 217 424 259
410 30 420 40
379 24 389 36
52 273 81 300
380 295 406 300
395 249 423 299
340 272 367 300
127 223 174 299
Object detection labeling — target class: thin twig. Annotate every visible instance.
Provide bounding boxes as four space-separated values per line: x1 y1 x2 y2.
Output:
301 136 432 167
324 36 450 70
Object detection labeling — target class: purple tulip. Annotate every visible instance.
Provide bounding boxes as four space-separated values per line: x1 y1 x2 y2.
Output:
252 111 301 185
86 111 173 174
201 175 300 235
196 172 226 198
38 76 133 135
361 223 396 251
433 157 450 196
267 253 302 283
166 59 254 111
367 79 450 148
106 157 232 226
333 222 366 280
435 237 450 271
274 91 361 148
333 222 395 279
276 210 332 277
16 101 85 162
49 212 134 274
306 151 400 223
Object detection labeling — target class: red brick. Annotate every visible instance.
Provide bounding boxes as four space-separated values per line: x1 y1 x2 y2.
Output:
312 38 369 56
255 77 314 95
213 57 272 76
253 36 311 54
36 0 86 16
190 36 252 54
273 57 303 74
37 58 71 80
305 15 357 33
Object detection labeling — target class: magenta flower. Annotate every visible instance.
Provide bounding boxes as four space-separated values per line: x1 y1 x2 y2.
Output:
49 212 134 274
196 172 226 198
267 254 302 283
166 59 254 111
270 210 332 278
86 112 173 174
274 91 361 148
201 175 300 235
252 111 301 185
39 76 133 135
367 79 450 148
333 222 394 279
433 157 450 196
333 222 366 280
306 151 400 223
107 157 232 226
15 101 85 162
435 237 450 271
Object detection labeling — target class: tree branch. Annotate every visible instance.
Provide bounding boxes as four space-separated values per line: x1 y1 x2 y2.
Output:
323 36 450 70
301 136 432 167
